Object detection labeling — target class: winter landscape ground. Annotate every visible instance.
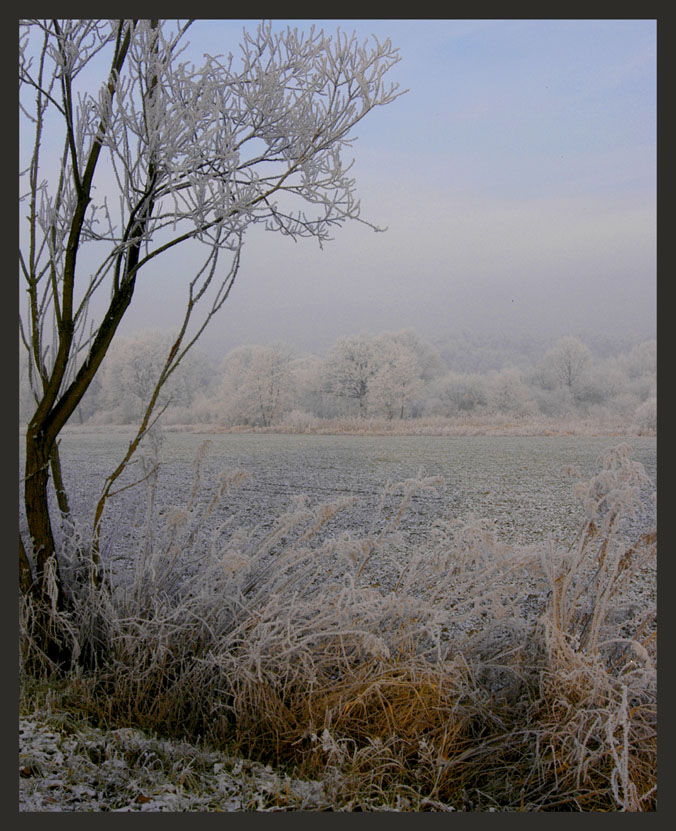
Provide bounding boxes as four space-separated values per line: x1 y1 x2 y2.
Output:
20 428 657 811
21 428 656 557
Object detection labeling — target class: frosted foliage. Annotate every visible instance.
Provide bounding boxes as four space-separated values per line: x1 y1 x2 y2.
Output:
215 345 294 427
574 363 628 407
545 444 655 669
373 329 445 383
369 344 423 419
634 397 656 433
97 331 212 422
20 323 657 430
619 340 656 380
323 334 377 416
19 717 331 811
542 336 592 391
21 20 403 256
486 367 533 416
425 372 488 417
321 331 429 419
570 443 650 523
19 18 403 455
288 355 326 417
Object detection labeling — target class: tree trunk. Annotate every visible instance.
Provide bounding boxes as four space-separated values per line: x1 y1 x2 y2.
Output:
19 533 33 596
22 422 71 669
24 425 59 592
358 391 367 418
50 441 71 520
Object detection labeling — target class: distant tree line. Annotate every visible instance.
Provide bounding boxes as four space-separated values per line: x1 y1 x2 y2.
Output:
20 329 656 431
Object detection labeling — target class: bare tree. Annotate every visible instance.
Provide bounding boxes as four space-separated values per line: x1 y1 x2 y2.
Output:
19 18 404 655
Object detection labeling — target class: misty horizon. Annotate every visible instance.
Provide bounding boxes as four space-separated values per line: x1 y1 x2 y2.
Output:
53 19 654 360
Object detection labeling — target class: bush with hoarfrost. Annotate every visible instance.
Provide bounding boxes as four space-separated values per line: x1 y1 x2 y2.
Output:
20 442 656 811
633 397 656 434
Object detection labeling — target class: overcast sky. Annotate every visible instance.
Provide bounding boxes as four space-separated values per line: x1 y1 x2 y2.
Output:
41 19 659 357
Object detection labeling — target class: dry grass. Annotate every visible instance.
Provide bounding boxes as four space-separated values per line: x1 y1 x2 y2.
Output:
144 411 652 437
20 444 656 811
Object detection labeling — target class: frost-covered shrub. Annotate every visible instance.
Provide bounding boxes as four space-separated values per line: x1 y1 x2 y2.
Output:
573 363 628 410
424 372 488 417
634 397 656 434
618 339 656 380
485 367 537 417
607 391 642 417
529 384 576 418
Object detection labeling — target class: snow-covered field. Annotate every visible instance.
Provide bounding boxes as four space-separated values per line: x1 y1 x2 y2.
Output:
21 430 656 558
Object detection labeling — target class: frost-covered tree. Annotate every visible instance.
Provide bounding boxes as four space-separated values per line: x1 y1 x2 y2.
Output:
323 334 378 417
19 18 404 649
288 354 327 417
571 360 628 411
541 336 592 391
98 331 213 423
216 344 293 427
614 339 657 403
376 329 445 382
369 337 424 419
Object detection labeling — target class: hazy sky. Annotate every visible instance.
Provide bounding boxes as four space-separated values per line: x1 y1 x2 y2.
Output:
28 19 658 357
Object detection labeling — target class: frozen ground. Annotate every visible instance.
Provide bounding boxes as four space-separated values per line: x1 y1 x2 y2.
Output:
20 430 657 561
19 714 332 811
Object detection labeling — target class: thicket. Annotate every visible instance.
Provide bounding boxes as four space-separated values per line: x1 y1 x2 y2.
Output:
20 443 657 811
20 330 655 433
